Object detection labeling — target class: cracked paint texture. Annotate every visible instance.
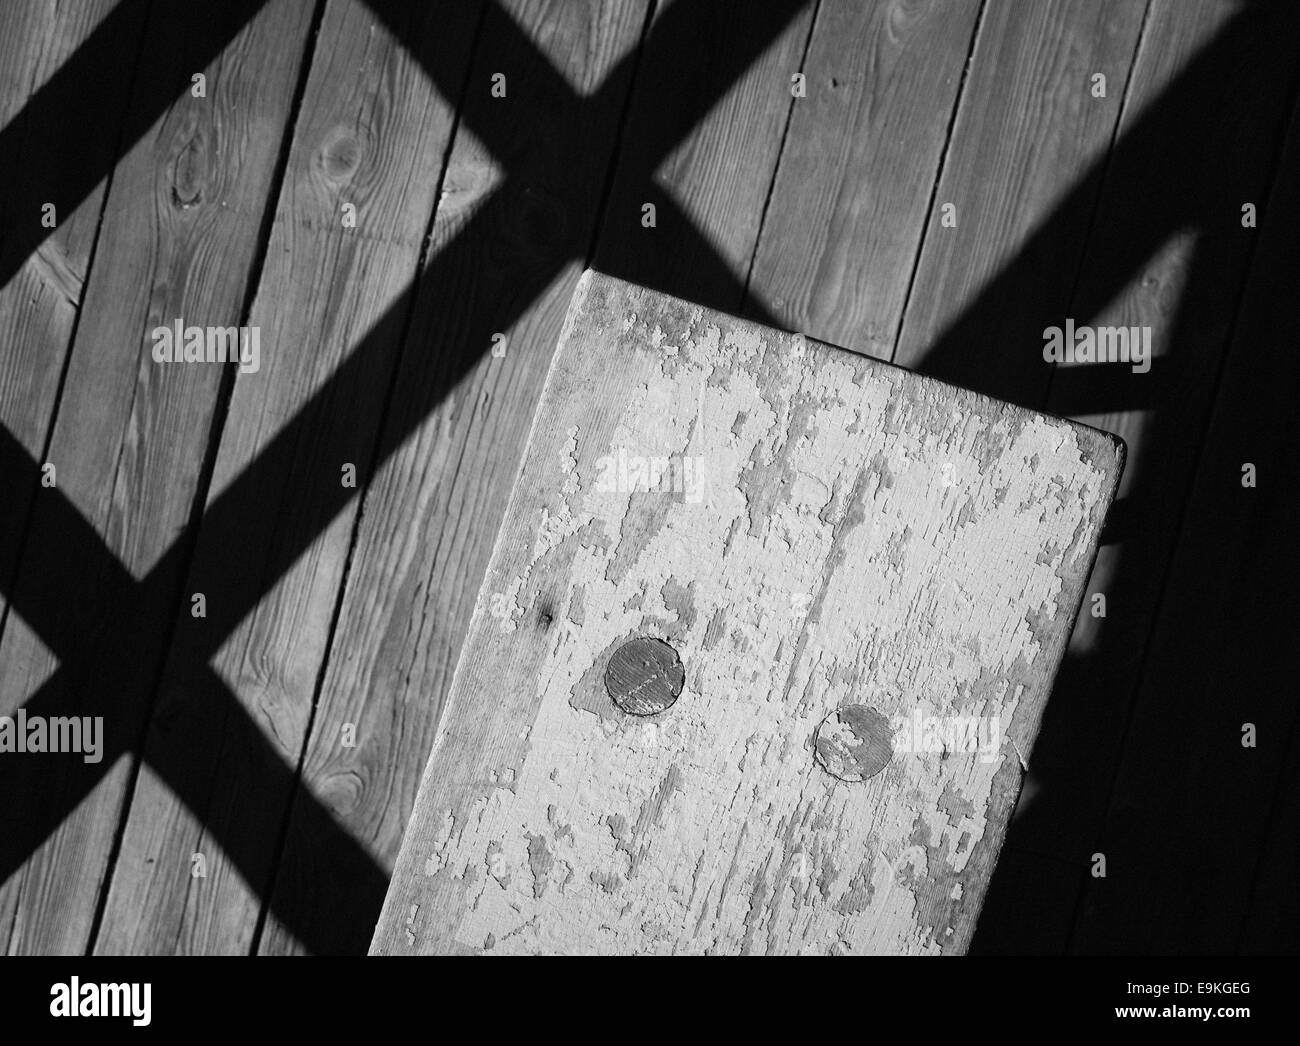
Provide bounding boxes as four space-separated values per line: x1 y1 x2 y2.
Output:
372 270 1123 956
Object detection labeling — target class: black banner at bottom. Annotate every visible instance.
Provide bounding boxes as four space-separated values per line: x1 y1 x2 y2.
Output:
0 956 1283 1034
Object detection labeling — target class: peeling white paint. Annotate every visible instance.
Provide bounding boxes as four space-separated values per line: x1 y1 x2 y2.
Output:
375 272 1121 956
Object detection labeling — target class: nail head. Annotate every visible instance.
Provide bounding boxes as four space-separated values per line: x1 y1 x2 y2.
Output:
605 637 684 716
814 704 893 782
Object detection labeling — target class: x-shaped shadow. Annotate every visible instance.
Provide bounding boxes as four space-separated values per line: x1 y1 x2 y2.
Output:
0 0 808 954
3 0 1298 955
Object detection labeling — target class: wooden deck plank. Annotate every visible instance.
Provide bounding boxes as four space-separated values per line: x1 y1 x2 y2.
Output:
893 0 1147 406
592 0 817 311
371 271 1122 955
1064 22 1300 951
257 0 660 956
90 0 485 955
0 0 145 693
745 0 983 357
0 0 147 957
0 0 317 955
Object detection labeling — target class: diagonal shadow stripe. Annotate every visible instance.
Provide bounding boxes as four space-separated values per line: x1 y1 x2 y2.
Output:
909 2 1299 409
0 424 388 938
0 0 267 291
939 0 1300 952
4 0 1294 955
0 0 809 953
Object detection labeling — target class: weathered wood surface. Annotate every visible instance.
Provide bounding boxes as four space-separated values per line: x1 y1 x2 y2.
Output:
302 0 971 956
373 270 1122 955
0 0 144 629
254 0 653 955
4 0 1292 957
92 0 480 955
737 0 1148 950
0 0 144 952
871 0 1147 941
263 0 829 954
0 0 315 955
893 0 1145 393
594 0 817 311
746 0 982 354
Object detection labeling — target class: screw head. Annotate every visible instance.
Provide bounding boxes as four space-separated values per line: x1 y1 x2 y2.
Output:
605 637 685 716
814 704 893 782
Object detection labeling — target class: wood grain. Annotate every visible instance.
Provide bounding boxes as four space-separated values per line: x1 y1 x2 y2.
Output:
845 0 1146 950
257 0 805 955
372 270 1122 955
91 0 483 955
594 0 817 310
0 0 144 679
746 0 982 356
2 0 1284 959
0 0 315 955
893 0 1146 403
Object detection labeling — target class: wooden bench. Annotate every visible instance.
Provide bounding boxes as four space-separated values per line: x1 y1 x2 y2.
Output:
371 270 1122 955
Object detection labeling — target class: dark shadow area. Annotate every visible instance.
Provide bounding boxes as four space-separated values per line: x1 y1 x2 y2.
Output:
0 0 265 290
939 0 1300 954
4 0 1298 957
0 0 807 954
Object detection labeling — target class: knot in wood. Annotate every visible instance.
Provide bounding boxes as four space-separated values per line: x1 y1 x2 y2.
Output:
320 127 362 179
